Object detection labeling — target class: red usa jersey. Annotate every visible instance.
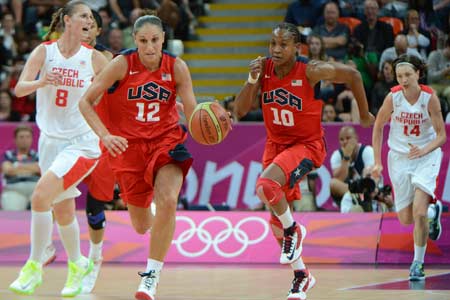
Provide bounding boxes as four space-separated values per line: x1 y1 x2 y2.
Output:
260 56 323 144
388 84 436 154
100 50 179 140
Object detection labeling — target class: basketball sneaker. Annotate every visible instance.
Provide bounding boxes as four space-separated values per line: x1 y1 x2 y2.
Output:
81 257 102 294
429 200 443 241
61 256 93 297
280 222 306 264
42 244 57 266
135 270 160 300
409 261 425 281
9 260 43 295
287 269 316 300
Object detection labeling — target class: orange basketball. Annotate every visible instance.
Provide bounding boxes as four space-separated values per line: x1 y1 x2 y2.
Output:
188 102 232 145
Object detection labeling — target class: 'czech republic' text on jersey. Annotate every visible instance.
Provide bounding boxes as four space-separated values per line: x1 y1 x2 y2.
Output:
261 57 323 144
102 50 179 140
36 41 95 139
388 85 436 154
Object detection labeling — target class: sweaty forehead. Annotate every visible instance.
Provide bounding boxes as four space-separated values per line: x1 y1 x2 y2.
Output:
396 64 416 74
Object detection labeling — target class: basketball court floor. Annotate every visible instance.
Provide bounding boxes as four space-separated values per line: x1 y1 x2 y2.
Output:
0 263 449 300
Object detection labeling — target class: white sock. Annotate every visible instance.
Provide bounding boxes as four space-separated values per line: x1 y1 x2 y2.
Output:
57 218 81 262
427 205 436 220
30 210 53 262
413 244 426 263
291 257 306 271
146 258 164 273
276 207 295 229
89 240 103 261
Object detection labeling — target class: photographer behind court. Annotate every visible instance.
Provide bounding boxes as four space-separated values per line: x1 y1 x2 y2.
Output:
329 126 394 212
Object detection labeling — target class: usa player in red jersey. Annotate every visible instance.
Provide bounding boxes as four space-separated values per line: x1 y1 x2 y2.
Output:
234 22 374 300
79 15 197 300
372 54 446 281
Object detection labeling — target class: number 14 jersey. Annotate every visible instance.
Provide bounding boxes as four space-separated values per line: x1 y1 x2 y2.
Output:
388 84 436 154
36 40 95 139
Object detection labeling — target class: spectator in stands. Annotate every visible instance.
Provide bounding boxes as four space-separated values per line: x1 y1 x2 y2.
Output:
108 28 124 54
330 125 374 207
322 103 342 122
0 13 17 58
284 0 325 41
378 34 422 71
401 9 431 59
97 6 113 47
379 0 409 19
123 8 144 49
338 0 366 19
0 89 21 121
353 0 394 58
85 0 108 12
1 124 40 210
371 60 395 115
427 38 450 106
0 0 23 26
109 0 140 27
312 1 350 61
433 0 450 31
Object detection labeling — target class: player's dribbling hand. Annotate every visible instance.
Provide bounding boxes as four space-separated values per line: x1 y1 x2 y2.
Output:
360 112 375 128
102 134 128 157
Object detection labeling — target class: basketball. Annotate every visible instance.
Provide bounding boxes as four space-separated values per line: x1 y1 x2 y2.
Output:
188 102 232 145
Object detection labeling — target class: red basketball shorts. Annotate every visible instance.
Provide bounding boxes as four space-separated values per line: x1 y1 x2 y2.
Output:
109 126 193 208
262 138 326 202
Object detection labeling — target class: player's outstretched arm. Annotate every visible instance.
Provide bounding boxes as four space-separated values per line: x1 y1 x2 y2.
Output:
234 56 264 119
174 57 197 122
306 60 374 127
79 55 128 157
371 93 393 178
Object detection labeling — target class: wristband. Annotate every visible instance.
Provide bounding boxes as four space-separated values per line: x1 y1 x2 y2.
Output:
247 73 260 84
343 155 351 161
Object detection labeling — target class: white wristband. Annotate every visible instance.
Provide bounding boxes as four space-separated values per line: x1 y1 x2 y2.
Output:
247 73 259 84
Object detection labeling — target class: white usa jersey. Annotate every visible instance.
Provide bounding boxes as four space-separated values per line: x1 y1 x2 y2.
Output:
36 41 95 139
388 85 436 154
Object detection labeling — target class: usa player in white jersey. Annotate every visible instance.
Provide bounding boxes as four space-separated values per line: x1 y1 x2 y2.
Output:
9 1 109 297
372 54 446 281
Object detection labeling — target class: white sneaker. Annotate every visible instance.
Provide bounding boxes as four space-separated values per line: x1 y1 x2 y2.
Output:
280 223 307 264
42 244 57 266
9 260 43 295
81 257 102 294
135 270 160 300
287 269 316 300
61 256 93 297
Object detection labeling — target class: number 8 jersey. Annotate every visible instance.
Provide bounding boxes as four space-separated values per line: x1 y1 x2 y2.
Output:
36 40 95 139
388 84 436 154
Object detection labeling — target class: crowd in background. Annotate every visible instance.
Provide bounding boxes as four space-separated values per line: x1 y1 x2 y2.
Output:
0 0 208 123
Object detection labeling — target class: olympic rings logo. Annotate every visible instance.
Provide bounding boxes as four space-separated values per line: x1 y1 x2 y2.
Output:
172 216 270 258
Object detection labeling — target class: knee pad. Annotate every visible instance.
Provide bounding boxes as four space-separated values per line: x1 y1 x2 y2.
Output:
86 193 106 230
256 178 283 206
289 158 314 188
269 214 283 241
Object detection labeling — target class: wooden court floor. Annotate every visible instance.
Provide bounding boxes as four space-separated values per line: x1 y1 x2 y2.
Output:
0 263 449 300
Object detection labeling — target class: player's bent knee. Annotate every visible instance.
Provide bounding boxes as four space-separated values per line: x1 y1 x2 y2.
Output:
256 177 283 206
86 193 106 230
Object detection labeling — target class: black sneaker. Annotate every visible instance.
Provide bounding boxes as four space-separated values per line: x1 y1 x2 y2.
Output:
429 200 443 241
409 261 425 281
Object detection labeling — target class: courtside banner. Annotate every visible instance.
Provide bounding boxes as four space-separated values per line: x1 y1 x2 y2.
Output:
1 123 449 211
0 211 380 263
